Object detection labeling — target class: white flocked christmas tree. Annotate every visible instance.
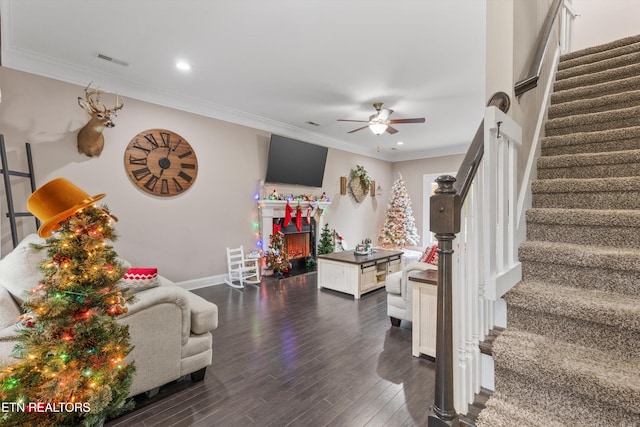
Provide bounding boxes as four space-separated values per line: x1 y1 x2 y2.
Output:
378 174 420 248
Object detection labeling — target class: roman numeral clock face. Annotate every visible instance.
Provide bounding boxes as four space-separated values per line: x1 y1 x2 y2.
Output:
124 129 198 197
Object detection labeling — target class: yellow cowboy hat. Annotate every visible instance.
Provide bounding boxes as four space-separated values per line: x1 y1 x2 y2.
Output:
27 177 106 237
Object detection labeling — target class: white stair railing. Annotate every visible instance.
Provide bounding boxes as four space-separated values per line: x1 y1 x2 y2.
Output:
451 107 522 413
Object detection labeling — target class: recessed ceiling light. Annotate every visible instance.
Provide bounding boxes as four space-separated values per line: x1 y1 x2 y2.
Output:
397 141 404 145
176 61 191 71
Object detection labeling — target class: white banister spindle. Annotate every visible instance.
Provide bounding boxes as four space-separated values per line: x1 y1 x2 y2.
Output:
496 133 506 272
470 177 481 397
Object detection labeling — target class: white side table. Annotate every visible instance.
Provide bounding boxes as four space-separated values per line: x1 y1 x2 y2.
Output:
410 270 438 358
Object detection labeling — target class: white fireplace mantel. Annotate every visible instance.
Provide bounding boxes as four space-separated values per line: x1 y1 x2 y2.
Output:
258 199 331 252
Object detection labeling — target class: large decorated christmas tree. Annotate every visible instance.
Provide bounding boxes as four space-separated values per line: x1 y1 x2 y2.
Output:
0 178 134 427
378 174 420 248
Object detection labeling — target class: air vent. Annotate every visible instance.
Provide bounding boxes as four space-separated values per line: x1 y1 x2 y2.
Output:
97 53 129 66
305 121 320 127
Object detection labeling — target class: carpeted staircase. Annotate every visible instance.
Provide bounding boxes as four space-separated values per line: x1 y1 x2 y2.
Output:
476 35 640 426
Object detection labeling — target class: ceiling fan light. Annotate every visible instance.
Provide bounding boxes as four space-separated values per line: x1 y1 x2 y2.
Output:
369 123 388 135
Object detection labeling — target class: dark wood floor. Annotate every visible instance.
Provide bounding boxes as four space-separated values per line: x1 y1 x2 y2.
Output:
106 273 436 426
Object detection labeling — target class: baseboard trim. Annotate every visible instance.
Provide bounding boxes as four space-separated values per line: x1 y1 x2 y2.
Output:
175 275 226 290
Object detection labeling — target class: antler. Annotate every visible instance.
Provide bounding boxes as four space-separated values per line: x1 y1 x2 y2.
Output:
82 81 101 112
82 81 123 116
109 94 124 116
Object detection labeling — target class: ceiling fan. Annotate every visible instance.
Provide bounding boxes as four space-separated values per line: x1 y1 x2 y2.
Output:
337 102 426 135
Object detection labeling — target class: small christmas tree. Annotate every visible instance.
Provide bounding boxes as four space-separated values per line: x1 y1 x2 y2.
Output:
317 223 334 255
0 204 135 427
265 230 290 275
378 174 420 248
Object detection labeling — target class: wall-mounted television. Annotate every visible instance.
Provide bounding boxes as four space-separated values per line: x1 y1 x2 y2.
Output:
265 135 328 188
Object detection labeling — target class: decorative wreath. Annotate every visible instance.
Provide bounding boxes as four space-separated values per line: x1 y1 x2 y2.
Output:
353 165 372 191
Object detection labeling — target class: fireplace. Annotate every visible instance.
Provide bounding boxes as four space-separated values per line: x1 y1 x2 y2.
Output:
257 200 331 277
277 218 316 274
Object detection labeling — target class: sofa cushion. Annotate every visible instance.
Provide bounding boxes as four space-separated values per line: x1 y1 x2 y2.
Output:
0 286 22 330
0 324 19 364
0 234 48 305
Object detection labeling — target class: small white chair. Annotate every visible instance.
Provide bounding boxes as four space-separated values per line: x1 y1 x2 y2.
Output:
225 246 260 288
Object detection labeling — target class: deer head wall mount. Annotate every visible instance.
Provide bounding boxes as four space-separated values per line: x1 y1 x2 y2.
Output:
77 82 124 157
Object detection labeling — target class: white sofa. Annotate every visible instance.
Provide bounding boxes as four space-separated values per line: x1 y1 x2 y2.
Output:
0 234 218 397
385 261 437 326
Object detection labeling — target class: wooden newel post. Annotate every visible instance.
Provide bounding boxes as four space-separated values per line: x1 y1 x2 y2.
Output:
428 175 460 427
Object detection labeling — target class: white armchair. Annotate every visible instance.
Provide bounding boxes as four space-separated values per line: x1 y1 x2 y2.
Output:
386 261 437 326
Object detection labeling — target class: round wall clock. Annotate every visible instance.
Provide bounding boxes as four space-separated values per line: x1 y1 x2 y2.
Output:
124 129 198 197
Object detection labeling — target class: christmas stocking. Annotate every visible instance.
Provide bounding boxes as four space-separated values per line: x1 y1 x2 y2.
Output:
306 203 312 224
284 201 293 226
295 206 302 232
313 206 324 223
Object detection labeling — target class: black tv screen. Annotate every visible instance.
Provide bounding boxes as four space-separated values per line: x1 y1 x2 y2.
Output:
265 135 328 188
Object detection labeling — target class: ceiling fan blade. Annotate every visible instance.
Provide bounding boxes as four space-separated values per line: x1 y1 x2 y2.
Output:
389 118 426 124
386 126 399 134
337 119 369 123
348 125 370 134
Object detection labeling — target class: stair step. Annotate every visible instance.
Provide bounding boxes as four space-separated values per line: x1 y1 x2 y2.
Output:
551 74 640 105
519 240 640 273
460 388 493 427
526 208 640 248
553 62 640 93
520 243 640 298
537 149 640 179
556 50 640 82
532 176 640 209
505 280 640 357
479 372 640 427
492 330 640 418
545 104 640 137
559 33 640 65
541 126 640 156
548 89 640 120
477 391 568 427
479 326 505 356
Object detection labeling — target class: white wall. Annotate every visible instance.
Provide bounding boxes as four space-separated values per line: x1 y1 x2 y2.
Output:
0 67 392 282
572 0 640 51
